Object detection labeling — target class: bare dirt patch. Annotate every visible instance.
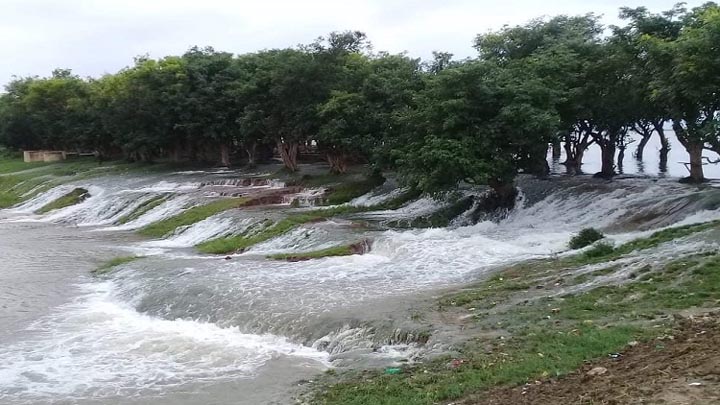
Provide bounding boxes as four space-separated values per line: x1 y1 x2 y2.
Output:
460 314 720 405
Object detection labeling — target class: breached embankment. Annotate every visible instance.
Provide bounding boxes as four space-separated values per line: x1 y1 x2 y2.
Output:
2 166 720 404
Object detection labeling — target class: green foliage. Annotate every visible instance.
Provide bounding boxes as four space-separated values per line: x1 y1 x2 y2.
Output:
138 197 249 238
36 188 89 214
1 4 717 189
398 59 559 194
568 228 605 249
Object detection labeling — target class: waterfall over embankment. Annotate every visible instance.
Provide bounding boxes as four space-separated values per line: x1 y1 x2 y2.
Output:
2 171 720 403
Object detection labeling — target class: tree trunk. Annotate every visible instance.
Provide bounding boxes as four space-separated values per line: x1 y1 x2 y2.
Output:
562 131 592 175
618 147 625 174
658 127 670 174
683 142 705 183
488 180 518 210
635 135 651 161
596 142 616 179
171 145 182 162
551 140 561 160
219 144 231 167
564 145 584 175
327 152 349 174
245 143 257 167
277 139 299 172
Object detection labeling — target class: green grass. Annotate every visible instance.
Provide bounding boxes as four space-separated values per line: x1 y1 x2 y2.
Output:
36 188 90 214
116 195 167 225
0 157 120 208
315 252 719 404
312 220 720 404
548 220 720 269
92 256 142 275
440 221 720 311
267 243 359 261
137 197 250 238
0 158 50 174
196 215 314 254
0 175 30 208
315 324 642 405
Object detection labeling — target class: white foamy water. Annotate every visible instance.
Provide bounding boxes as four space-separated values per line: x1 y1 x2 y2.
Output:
107 196 195 231
350 187 407 207
247 223 354 255
4 172 720 404
8 184 76 214
0 281 328 402
144 217 257 248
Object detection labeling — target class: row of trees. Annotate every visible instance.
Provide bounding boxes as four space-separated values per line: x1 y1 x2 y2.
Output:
1 3 719 199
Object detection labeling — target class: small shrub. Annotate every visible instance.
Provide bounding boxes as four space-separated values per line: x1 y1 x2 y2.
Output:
583 242 615 259
569 228 605 249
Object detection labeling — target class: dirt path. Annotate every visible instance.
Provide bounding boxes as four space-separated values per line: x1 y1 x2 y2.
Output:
459 314 720 405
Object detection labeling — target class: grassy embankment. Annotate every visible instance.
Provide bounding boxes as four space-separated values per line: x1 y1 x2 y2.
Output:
92 256 143 275
310 220 720 405
0 156 174 209
0 158 101 208
125 170 390 246
115 195 168 225
137 197 251 238
196 187 419 254
36 187 90 213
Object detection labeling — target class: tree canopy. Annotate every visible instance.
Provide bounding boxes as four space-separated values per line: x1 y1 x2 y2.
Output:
1 4 720 195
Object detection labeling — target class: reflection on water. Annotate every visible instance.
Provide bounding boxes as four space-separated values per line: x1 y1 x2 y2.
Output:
550 129 720 179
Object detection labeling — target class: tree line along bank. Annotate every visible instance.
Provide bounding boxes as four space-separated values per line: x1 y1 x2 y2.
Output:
1 3 719 201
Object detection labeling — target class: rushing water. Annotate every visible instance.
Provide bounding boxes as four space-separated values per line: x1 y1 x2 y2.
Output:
2 166 720 404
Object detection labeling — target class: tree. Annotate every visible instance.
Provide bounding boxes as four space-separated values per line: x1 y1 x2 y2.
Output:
642 2 720 183
0 77 40 150
312 32 373 173
398 60 559 206
250 48 329 171
475 14 605 175
363 53 425 169
12 70 90 151
616 5 684 163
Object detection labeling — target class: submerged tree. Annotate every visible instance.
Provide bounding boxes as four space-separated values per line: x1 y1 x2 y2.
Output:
642 3 720 183
398 60 559 206
476 14 605 175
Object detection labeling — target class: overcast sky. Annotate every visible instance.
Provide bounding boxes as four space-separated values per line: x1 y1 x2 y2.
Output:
1 0 697 87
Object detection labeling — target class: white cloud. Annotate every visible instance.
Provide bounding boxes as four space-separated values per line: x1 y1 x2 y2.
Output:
0 0 697 86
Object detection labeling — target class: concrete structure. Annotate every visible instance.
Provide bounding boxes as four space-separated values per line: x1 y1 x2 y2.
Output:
23 150 79 163
23 151 45 162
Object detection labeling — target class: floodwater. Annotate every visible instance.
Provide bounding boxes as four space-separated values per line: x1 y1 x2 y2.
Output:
1 159 720 404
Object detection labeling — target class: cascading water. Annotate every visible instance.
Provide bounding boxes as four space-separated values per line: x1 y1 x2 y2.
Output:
2 171 720 404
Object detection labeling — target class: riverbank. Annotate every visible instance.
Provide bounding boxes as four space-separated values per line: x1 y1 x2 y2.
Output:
305 221 720 404
2 157 720 404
